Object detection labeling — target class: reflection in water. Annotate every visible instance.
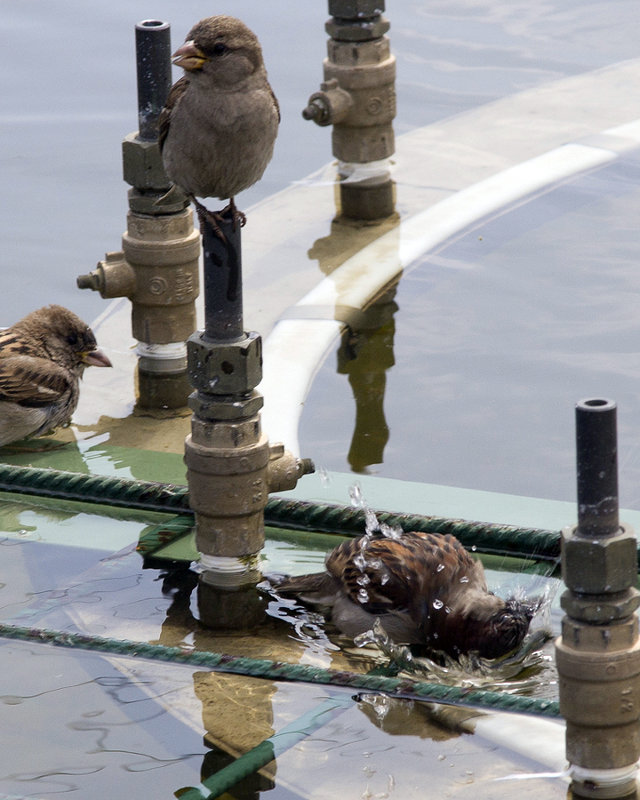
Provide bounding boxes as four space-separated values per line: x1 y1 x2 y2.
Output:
337 287 398 474
0 496 565 799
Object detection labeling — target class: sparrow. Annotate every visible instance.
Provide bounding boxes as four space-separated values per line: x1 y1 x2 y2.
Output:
275 531 535 660
0 305 112 447
159 15 280 231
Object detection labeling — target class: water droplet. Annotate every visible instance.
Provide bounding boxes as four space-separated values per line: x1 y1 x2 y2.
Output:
433 599 443 610
436 564 445 573
354 554 367 571
318 467 331 487
460 576 469 583
380 522 402 539
471 545 477 552
358 588 369 603
349 484 364 508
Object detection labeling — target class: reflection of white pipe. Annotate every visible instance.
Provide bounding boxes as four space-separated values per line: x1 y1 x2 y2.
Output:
468 713 567 774
261 121 640 455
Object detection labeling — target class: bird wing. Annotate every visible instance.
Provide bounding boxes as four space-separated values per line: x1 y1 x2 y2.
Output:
274 572 339 606
0 355 72 406
270 85 281 124
326 532 485 614
158 76 189 152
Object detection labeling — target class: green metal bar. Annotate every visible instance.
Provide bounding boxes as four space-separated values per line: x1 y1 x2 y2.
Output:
176 695 351 799
0 622 560 718
0 464 562 562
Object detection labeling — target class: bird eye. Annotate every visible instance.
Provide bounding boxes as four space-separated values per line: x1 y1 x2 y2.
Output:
66 332 78 346
212 42 227 56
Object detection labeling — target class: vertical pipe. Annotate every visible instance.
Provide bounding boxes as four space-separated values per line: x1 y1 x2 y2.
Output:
556 397 640 800
576 398 619 537
201 218 244 342
135 20 172 142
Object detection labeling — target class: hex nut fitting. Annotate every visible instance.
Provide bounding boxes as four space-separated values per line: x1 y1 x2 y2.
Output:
122 132 170 191
560 588 640 625
562 524 638 595
188 390 264 422
328 0 385 18
187 331 263 395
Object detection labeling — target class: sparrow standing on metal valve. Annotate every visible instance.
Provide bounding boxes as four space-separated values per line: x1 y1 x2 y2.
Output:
276 531 537 660
159 15 280 235
0 305 112 447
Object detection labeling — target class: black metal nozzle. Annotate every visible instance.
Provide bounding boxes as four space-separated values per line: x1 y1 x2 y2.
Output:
135 20 172 141
575 397 619 538
201 216 244 342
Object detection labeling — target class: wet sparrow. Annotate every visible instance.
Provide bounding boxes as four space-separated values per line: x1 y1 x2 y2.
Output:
159 15 280 230
0 305 111 447
276 531 535 659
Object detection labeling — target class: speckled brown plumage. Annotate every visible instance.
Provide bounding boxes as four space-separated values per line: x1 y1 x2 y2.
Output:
0 305 111 446
276 531 535 660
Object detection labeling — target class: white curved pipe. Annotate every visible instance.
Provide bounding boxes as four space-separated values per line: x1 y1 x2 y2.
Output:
261 121 640 455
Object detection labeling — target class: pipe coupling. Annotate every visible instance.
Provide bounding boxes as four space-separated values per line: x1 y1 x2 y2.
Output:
556 632 640 771
304 37 395 163
267 442 315 492
185 419 271 559
78 208 200 344
302 79 353 126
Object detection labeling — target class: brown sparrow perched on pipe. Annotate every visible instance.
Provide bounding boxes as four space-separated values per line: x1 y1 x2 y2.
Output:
276 531 536 660
159 15 280 231
0 305 111 447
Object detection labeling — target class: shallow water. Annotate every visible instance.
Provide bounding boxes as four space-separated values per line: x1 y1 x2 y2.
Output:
2 3 638 795
301 150 640 507
0 510 564 798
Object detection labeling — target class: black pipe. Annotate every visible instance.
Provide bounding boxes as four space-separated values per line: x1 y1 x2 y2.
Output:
575 397 619 538
135 19 172 141
201 217 244 342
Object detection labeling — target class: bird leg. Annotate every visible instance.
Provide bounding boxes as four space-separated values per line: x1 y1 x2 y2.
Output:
190 196 246 242
191 195 228 242
220 197 247 230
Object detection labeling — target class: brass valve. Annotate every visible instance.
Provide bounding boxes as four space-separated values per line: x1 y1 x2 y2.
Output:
303 0 396 220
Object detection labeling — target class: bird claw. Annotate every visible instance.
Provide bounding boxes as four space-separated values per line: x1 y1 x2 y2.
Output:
190 196 246 243
220 200 246 230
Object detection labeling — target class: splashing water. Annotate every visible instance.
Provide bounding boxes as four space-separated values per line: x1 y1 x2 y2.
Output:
349 484 402 540
345 484 556 696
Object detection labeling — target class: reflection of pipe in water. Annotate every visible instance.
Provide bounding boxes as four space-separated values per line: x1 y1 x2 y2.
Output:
177 693 351 800
335 287 398 473
556 399 640 800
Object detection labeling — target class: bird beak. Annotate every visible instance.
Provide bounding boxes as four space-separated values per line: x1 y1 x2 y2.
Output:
172 40 208 71
82 348 112 368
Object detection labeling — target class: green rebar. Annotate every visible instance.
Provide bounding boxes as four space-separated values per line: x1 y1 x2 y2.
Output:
0 463 190 513
0 622 560 718
175 695 352 800
0 464 562 561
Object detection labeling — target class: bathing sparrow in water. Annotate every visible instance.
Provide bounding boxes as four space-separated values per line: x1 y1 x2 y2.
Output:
159 15 280 232
0 305 111 447
275 530 536 659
